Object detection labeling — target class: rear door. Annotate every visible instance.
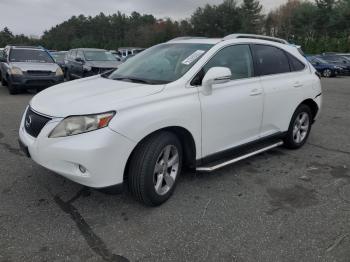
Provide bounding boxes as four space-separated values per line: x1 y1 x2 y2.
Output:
251 44 306 137
197 44 264 156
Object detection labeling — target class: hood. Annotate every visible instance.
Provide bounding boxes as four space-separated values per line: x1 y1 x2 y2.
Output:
30 76 164 117
10 62 59 72
86 60 121 68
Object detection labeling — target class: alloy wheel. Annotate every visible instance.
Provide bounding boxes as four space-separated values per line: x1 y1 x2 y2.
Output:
293 112 310 144
153 145 179 196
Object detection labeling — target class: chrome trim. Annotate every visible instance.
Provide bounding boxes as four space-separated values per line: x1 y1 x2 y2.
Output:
196 141 284 172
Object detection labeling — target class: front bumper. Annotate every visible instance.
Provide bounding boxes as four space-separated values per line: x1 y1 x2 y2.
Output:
10 74 64 88
19 110 136 188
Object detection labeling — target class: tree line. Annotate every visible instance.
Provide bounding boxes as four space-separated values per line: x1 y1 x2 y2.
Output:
1 0 350 54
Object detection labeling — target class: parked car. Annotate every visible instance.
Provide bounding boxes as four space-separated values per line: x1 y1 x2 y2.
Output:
19 34 322 206
50 51 67 73
0 45 64 94
118 47 145 59
318 54 350 75
64 48 121 80
306 56 343 77
109 50 122 62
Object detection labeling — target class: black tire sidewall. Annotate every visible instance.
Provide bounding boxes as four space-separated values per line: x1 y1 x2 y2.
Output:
284 104 312 149
129 132 183 206
8 81 18 95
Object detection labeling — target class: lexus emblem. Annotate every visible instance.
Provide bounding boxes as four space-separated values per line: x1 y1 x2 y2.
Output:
25 115 32 128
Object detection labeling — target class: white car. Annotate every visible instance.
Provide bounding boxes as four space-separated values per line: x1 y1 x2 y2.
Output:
19 34 322 206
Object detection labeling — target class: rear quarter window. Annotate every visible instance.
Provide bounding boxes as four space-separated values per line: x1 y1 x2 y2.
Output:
252 45 291 76
286 53 306 71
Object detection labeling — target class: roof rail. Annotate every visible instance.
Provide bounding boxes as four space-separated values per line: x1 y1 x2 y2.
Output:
168 36 208 42
223 34 289 44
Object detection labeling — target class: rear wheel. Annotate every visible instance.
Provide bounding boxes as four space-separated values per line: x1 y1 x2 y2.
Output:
322 69 332 78
128 131 182 206
284 104 312 149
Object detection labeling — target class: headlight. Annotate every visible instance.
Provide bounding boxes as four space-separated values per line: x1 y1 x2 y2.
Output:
9 67 23 75
56 67 63 76
49 112 115 138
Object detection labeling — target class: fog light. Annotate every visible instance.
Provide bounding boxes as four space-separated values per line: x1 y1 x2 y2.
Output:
79 165 87 173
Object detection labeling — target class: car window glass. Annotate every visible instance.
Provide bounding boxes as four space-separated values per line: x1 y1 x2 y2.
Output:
77 50 84 60
253 45 290 76
287 53 305 71
71 50 77 59
203 45 254 80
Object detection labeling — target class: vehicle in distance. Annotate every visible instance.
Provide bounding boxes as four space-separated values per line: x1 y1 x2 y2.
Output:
50 51 68 73
318 54 350 75
307 56 343 77
0 45 64 94
118 47 145 59
64 48 121 80
19 34 322 206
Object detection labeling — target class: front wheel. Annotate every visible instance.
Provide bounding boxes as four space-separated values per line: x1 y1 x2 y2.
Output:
8 81 19 95
284 104 312 149
128 131 182 206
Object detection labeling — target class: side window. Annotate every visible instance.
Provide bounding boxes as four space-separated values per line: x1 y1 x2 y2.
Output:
252 45 290 76
287 53 306 71
127 50 132 56
204 45 254 80
71 50 77 60
76 50 84 60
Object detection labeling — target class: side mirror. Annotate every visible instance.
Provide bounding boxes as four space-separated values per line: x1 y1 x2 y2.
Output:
75 57 84 63
201 67 232 96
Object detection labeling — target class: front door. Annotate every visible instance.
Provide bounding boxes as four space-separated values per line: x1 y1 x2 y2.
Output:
198 45 264 157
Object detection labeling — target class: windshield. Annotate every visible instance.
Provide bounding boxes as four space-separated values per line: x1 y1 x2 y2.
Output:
313 57 327 64
84 51 117 61
51 52 67 63
9 49 54 63
108 43 213 84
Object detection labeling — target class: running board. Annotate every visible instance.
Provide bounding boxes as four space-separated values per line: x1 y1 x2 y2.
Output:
196 141 284 172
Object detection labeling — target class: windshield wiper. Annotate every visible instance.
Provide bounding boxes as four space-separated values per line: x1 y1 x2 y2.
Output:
113 77 154 84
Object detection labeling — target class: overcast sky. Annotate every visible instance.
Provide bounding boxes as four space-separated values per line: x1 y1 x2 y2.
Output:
0 0 287 36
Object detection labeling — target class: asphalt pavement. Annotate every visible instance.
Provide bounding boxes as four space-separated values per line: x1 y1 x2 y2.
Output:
0 78 349 262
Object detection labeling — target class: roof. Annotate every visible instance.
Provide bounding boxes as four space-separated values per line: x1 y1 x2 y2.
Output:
168 34 291 46
72 48 106 51
7 45 44 50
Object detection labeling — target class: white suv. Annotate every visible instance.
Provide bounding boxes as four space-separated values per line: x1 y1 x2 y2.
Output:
19 34 322 206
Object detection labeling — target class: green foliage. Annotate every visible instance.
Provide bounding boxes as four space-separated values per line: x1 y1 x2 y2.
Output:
0 0 349 53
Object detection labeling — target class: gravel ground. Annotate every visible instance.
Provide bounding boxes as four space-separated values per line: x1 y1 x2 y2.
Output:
0 77 349 262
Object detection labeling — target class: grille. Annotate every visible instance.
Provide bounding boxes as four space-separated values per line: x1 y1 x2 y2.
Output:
26 70 53 76
26 79 53 86
24 108 51 138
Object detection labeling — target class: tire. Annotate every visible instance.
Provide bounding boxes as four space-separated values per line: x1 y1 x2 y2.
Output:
65 69 71 81
284 104 313 149
1 74 7 86
322 69 332 78
128 131 183 206
8 81 19 95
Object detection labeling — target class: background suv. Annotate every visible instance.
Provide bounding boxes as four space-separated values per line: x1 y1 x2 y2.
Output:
0 45 64 94
64 48 121 80
19 34 322 206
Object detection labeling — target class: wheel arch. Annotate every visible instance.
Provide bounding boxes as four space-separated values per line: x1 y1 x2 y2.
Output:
123 126 197 182
299 98 319 120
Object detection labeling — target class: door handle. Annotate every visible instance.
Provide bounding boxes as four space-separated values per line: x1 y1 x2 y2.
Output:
250 89 262 96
